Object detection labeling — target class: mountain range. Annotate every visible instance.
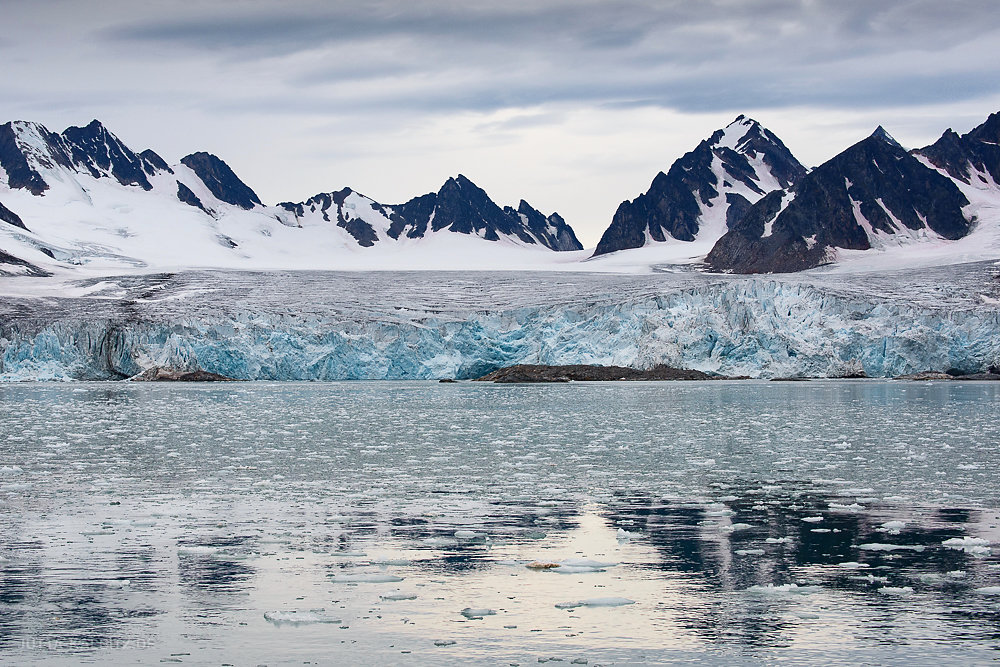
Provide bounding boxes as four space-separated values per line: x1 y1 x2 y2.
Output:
1 112 999 276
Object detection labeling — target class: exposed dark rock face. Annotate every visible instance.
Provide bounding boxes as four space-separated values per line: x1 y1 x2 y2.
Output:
61 120 154 190
475 364 728 382
0 248 51 276
279 187 385 246
387 192 437 239
0 121 71 195
180 152 262 210
284 175 583 251
0 200 26 230
593 116 806 257
1 119 172 196
916 111 1000 186
139 149 173 175
130 366 239 382
707 127 972 274
504 200 583 251
176 181 210 214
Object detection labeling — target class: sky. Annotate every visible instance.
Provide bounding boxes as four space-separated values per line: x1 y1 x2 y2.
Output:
3 0 1000 247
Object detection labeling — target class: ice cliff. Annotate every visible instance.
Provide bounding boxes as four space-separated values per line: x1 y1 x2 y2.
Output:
2 267 998 381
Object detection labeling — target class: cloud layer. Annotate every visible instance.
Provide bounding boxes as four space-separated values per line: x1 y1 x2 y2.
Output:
2 0 1000 244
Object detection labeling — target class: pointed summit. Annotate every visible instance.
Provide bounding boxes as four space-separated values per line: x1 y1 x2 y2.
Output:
708 123 971 274
592 116 806 257
869 125 901 147
180 152 261 210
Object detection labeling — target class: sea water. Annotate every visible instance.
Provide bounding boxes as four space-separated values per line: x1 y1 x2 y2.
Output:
1 380 998 665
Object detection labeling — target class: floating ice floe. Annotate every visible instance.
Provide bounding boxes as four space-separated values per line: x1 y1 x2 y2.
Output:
837 562 869 569
975 587 1000 595
877 521 906 535
735 549 766 556
877 586 914 596
460 608 496 619
380 592 418 601
433 640 457 647
330 573 403 583
745 584 822 596
264 610 340 626
765 537 792 544
801 516 824 523
858 543 925 552
616 528 638 543
554 597 635 609
942 537 992 557
721 523 753 533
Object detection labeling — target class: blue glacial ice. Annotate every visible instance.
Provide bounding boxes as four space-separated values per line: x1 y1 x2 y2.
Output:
1 266 999 380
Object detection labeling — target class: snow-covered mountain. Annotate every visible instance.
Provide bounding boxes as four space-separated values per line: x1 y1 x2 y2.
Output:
0 119 581 276
706 123 991 273
276 176 581 252
592 115 806 258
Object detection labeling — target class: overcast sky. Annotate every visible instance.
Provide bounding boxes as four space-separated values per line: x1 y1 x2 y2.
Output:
4 0 1000 246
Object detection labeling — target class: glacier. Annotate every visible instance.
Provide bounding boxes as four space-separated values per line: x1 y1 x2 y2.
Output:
1 264 999 381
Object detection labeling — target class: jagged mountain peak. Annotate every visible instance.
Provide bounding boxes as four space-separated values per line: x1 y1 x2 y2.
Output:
868 125 902 147
707 124 972 274
592 115 806 257
179 151 262 210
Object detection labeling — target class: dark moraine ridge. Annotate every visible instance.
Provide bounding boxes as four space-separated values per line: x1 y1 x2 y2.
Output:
475 364 738 383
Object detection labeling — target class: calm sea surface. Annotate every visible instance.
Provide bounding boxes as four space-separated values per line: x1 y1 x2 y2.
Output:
1 380 999 665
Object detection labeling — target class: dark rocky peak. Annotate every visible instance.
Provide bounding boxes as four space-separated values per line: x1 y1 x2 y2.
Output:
384 176 581 251
180 152 261 210
387 191 438 240
0 121 73 195
869 125 902 148
917 110 1000 186
139 149 173 176
593 116 805 257
176 181 210 215
508 199 583 251
430 174 530 242
707 128 972 274
0 200 26 230
61 119 153 190
279 186 386 247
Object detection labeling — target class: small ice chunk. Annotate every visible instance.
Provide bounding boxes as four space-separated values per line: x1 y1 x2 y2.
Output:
877 586 914 596
381 592 418 601
765 537 792 544
975 587 1000 595
455 530 484 540
555 597 634 609
264 610 340 626
721 523 753 532
616 528 638 543
746 584 821 596
858 543 925 552
433 639 457 646
801 516 824 523
735 549 765 556
942 537 992 556
878 521 906 535
330 573 404 583
837 562 869 569
460 608 496 619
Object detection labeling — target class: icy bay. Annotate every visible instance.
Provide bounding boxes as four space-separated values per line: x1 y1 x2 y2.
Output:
1 380 999 664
